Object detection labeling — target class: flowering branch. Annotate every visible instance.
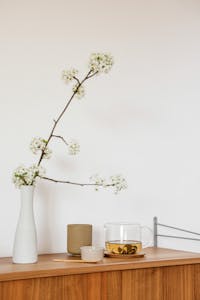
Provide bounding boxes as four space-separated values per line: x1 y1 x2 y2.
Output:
39 174 127 194
12 53 127 193
52 135 80 155
36 69 98 166
39 176 114 187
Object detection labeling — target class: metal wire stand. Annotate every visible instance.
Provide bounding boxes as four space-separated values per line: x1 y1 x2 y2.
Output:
153 216 200 247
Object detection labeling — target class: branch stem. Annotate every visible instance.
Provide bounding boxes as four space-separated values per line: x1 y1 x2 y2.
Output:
37 69 97 166
52 135 68 146
39 176 114 188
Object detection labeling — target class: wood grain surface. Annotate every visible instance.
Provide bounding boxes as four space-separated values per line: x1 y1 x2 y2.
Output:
0 247 200 299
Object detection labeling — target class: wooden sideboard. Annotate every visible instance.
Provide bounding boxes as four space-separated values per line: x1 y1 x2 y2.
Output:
0 247 200 300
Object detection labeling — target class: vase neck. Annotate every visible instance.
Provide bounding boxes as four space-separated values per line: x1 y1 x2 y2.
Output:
20 185 34 196
20 186 35 211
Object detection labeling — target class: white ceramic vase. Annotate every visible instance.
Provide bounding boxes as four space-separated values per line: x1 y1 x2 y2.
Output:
13 185 38 264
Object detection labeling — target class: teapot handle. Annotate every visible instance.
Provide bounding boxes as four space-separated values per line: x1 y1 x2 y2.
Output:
141 226 153 248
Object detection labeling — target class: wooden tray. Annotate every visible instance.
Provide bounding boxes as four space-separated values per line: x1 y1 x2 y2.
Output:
104 252 145 258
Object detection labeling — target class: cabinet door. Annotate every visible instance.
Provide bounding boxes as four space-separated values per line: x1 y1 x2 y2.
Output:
0 271 122 300
122 264 199 300
101 271 122 300
161 264 195 300
122 268 161 300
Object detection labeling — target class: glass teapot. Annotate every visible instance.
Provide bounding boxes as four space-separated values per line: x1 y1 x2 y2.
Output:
104 222 153 255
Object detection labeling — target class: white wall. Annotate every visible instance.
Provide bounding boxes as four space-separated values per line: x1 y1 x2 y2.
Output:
1 0 200 257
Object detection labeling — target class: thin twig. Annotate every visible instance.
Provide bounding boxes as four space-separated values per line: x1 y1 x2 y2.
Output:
52 135 69 146
73 76 81 84
87 71 98 79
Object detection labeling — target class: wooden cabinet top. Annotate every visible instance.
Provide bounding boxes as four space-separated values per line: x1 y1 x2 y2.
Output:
0 247 200 282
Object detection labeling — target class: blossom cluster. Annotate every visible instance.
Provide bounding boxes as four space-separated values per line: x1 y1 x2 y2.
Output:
88 53 114 74
68 140 80 155
62 68 78 83
62 53 113 99
12 165 45 188
90 174 106 191
110 175 128 194
90 174 127 193
30 137 52 159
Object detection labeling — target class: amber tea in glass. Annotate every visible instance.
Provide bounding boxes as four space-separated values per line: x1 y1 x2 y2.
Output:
105 240 142 255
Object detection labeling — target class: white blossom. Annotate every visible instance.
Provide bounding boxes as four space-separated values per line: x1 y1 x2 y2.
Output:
89 53 114 74
12 164 46 188
90 174 127 193
110 174 128 194
72 84 85 99
68 140 80 155
30 137 52 159
90 174 106 191
62 68 78 83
